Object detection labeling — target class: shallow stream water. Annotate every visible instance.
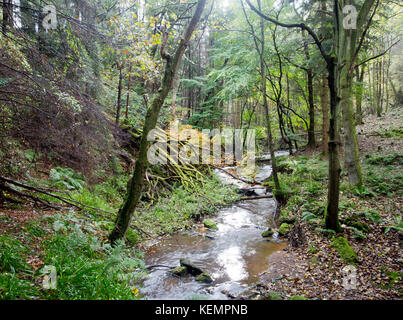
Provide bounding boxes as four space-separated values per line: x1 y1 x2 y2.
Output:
140 152 289 300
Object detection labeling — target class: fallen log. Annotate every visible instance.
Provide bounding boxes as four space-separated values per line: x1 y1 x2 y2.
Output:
240 195 273 200
213 166 255 185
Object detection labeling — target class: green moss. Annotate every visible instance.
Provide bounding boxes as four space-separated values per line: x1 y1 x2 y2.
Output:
290 295 308 300
266 291 282 300
330 236 358 264
261 229 274 238
195 272 213 283
278 223 291 236
203 219 218 230
171 266 188 277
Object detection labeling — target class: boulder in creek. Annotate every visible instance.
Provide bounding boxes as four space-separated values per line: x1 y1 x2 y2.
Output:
261 228 274 238
171 266 188 277
180 258 204 276
195 272 213 283
203 219 218 230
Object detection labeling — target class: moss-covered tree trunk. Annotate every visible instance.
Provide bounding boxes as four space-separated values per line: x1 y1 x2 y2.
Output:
325 57 342 232
355 65 365 125
321 74 329 154
303 33 315 148
115 65 123 126
125 64 132 120
338 0 376 187
109 0 207 244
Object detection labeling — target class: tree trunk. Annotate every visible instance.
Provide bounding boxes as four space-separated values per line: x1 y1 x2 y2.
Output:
303 33 315 148
325 59 342 232
355 65 365 125
257 1 281 197
2 0 13 33
125 65 132 120
321 74 329 154
307 69 315 148
109 0 207 244
115 66 123 126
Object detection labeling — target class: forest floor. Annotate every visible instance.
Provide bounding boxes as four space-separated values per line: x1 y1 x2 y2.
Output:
254 108 402 300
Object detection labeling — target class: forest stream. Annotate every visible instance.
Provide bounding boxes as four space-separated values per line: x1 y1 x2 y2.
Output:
140 151 290 300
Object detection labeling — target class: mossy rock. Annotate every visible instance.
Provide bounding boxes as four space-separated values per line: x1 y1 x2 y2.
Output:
330 236 358 264
266 291 282 300
171 266 188 277
290 295 308 300
195 272 213 283
180 258 204 276
203 219 218 230
278 223 291 236
261 228 274 238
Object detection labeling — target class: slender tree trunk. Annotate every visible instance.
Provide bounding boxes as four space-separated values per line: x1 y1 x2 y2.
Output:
377 59 383 117
372 62 378 115
171 74 179 118
303 32 316 148
321 74 329 154
325 58 342 232
258 1 281 197
109 0 207 244
115 66 123 126
2 0 13 33
125 65 132 120
355 65 365 125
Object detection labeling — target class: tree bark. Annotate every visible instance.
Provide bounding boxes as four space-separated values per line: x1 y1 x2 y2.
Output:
2 0 13 33
355 65 365 125
115 65 123 126
109 0 207 244
321 74 329 154
125 64 132 120
303 32 316 148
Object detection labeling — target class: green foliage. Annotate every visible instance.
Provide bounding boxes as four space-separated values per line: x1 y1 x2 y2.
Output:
315 227 337 236
41 214 145 300
375 127 403 138
49 167 85 190
0 273 39 300
347 226 367 241
137 173 240 236
361 209 382 223
365 153 403 166
0 236 30 273
289 295 308 300
266 291 282 300
384 216 403 234
351 184 377 197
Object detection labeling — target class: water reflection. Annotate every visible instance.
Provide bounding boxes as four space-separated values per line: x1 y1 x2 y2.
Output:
217 246 246 282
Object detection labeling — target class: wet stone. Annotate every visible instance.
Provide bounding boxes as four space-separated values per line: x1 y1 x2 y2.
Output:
195 272 213 283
